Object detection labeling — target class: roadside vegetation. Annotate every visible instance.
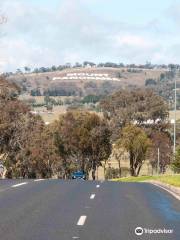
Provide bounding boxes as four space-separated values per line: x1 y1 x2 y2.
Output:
112 175 180 187
1 74 180 180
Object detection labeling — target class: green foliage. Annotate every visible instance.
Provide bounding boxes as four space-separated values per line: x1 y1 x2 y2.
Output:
114 175 180 187
100 89 169 141
145 78 157 86
82 95 102 104
116 124 151 176
105 167 119 180
52 111 112 179
149 131 172 173
105 167 129 180
30 89 41 96
172 148 180 173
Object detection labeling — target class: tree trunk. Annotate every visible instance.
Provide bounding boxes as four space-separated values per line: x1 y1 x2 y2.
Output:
130 152 136 176
136 164 142 176
118 159 121 178
91 158 96 180
92 169 96 180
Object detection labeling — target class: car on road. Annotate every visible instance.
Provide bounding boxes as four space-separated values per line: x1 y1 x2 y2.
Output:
71 170 86 180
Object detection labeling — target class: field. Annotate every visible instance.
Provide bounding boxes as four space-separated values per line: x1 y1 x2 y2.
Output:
169 110 180 121
32 105 67 123
20 96 179 124
37 109 179 125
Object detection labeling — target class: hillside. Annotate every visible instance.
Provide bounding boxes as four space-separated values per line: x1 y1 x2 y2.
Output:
7 67 165 97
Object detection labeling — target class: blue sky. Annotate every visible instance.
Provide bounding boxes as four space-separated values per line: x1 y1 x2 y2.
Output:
0 0 180 71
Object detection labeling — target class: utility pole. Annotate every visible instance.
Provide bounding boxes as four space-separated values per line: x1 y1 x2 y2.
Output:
157 148 160 176
174 70 177 156
48 159 50 179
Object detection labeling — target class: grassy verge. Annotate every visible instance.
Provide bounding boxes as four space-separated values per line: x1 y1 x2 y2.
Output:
112 175 180 187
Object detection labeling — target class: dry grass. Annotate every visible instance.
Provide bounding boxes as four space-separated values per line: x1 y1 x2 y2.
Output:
32 105 102 123
169 110 180 120
10 67 165 91
32 106 67 123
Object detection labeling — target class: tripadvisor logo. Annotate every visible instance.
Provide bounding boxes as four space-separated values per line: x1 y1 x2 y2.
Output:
135 227 173 236
135 227 143 236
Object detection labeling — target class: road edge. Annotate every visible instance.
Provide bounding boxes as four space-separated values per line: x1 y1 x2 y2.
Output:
146 180 180 201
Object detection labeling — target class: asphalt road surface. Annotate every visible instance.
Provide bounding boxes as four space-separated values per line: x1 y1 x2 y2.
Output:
0 179 179 240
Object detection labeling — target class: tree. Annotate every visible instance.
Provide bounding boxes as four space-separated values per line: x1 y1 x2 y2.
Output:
172 148 180 173
100 89 169 139
111 145 124 178
82 95 102 104
145 78 157 86
15 121 62 178
100 89 168 125
90 123 112 180
0 77 62 178
0 77 29 177
116 124 151 176
149 131 172 174
52 111 111 179
24 66 31 73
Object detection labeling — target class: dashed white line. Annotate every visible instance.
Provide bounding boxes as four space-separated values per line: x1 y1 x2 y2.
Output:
34 179 45 182
96 184 100 188
77 216 87 226
84 206 91 209
90 194 96 199
11 182 28 188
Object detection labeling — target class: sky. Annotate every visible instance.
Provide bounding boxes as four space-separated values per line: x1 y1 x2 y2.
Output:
0 0 180 72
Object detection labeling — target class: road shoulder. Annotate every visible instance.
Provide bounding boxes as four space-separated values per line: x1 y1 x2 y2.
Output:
146 180 180 201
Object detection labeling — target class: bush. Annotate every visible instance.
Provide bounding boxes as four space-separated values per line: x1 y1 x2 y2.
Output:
172 149 180 173
105 167 119 180
105 167 130 179
145 78 157 86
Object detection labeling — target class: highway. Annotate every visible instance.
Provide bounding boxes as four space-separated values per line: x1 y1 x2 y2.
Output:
0 179 179 240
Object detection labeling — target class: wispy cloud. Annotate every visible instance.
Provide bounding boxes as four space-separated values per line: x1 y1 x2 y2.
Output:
0 0 180 72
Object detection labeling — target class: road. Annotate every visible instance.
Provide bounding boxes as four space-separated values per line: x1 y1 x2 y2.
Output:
0 179 179 240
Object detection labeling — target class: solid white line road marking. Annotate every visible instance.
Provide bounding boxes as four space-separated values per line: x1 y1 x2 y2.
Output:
90 194 95 199
77 216 87 226
34 179 45 182
11 182 28 188
72 237 80 239
150 183 180 201
96 184 100 188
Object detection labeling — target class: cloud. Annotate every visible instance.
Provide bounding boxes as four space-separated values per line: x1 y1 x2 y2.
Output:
167 2 180 23
0 0 180 72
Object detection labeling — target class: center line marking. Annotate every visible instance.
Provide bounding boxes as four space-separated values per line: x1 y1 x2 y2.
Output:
90 194 95 199
34 179 45 182
96 184 100 188
11 182 28 188
77 216 87 226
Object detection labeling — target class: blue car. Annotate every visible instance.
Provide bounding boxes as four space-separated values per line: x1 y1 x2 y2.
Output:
72 171 86 180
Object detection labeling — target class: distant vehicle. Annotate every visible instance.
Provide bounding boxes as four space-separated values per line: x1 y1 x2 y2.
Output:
71 170 86 180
